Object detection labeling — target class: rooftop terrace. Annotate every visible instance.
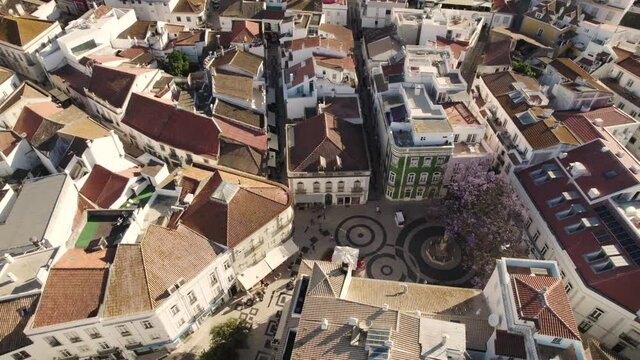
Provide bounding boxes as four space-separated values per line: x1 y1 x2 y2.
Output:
73 210 134 250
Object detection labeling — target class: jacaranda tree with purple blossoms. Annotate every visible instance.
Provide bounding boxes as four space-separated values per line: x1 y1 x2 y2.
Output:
443 168 528 287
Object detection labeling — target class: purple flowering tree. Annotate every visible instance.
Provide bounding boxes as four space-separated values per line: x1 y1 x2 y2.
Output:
442 166 528 287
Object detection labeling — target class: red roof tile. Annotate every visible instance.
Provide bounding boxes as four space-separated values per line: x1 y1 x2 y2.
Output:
494 330 526 358
180 167 291 248
286 57 316 87
516 140 640 314
618 55 640 78
320 96 361 119
12 102 62 141
0 130 21 155
0 295 38 354
216 116 267 152
435 37 468 60
87 65 154 109
80 165 132 208
511 274 580 340
288 113 369 173
122 93 221 158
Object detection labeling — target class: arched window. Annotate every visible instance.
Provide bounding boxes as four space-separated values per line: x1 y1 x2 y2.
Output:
325 181 333 192
354 180 361 191
337 181 345 192
313 181 321 193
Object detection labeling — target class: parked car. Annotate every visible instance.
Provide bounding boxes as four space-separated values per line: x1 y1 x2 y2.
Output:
394 211 405 228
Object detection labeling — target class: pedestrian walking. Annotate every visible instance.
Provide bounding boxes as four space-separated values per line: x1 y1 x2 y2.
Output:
330 234 335 242
376 206 381 215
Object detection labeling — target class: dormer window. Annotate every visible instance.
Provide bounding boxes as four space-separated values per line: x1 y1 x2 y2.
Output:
535 12 544 19
565 218 599 234
556 204 586 219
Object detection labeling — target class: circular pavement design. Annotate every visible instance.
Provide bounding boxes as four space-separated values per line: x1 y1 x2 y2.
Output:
366 253 408 282
334 215 387 257
396 217 473 285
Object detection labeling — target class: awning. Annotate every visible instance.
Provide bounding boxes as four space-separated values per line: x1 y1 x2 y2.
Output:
331 246 359 268
265 238 299 270
237 260 271 290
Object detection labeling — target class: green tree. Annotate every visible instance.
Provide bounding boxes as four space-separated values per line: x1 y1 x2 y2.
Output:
198 318 250 360
163 50 190 76
512 61 535 77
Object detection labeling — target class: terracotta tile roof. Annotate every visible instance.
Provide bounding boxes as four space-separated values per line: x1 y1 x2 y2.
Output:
555 107 636 142
516 141 640 315
212 73 254 102
216 116 267 152
172 0 204 13
0 130 20 156
444 103 480 126
0 65 14 84
80 165 132 208
319 96 361 119
33 249 113 328
0 15 56 47
494 330 526 358
314 55 355 71
103 244 152 317
117 20 153 40
482 37 512 66
560 115 603 143
434 36 468 60
613 46 633 62
0 295 38 355
210 49 263 77
180 167 291 248
366 36 403 59
138 225 221 307
0 81 49 114
12 101 63 142
230 20 259 43
288 113 368 173
617 54 640 78
50 65 91 94
381 60 404 77
175 30 206 46
549 58 609 92
318 23 353 50
285 57 315 87
213 99 263 129
521 117 580 150
123 92 221 158
92 5 112 19
87 65 154 109
511 274 580 340
218 141 264 175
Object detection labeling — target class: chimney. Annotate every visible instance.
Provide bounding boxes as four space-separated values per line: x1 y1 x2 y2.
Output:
3 253 14 263
382 303 389 311
289 73 294 84
414 85 420 96
321 318 329 330
442 333 450 344
6 272 17 283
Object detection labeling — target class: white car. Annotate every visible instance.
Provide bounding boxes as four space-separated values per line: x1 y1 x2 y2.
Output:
394 211 405 228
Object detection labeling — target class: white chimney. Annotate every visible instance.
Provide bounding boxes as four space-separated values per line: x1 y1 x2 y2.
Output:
382 303 389 311
569 162 588 178
558 152 568 159
183 193 194 205
348 317 358 326
3 253 14 263
593 118 604 127
289 73 294 84
588 187 601 199
6 272 17 283
442 333 450 344
321 318 329 330
631 165 640 174
601 146 610 152
414 85 420 96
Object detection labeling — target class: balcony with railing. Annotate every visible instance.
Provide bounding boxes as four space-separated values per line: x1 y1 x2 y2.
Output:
350 186 364 193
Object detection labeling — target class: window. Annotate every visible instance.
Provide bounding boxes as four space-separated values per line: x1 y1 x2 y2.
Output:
227 275 234 282
416 187 425 198
589 308 605 321
11 351 30 360
539 243 549 257
578 320 593 333
630 111 638 118
531 230 540 243
141 320 154 329
150 333 161 340
626 79 635 87
325 181 333 192
436 156 446 165
388 171 396 184
186 16 192 22
564 282 573 294
337 181 345 192
223 261 231 270
406 173 415 185
525 217 532 229
386 186 394 198
116 325 132 337
536 28 543 38
209 272 218 286
59 350 73 357
404 187 412 198
410 157 419 167
432 172 442 183
423 157 432 167
98 342 110 350
612 342 627 353
313 181 320 193
44 336 62 347
64 331 82 343
618 102 625 110
419 173 428 184
170 305 180 316
391 155 399 166
85 328 102 339
176 16 182 22
619 331 640 348
385 9 391 15
466 134 477 143
551 338 562 345
177 318 186 327
454 134 460 142
187 291 198 304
